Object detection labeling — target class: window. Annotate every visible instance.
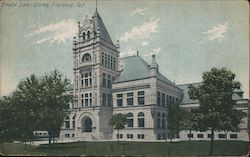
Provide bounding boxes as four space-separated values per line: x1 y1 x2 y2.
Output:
108 55 110 68
107 74 111 88
157 92 161 106
137 134 145 139
111 56 113 69
82 53 91 62
127 92 133 106
87 31 90 39
113 58 116 70
218 134 226 139
81 74 84 87
197 134 203 138
162 93 165 107
157 112 161 129
166 95 169 104
117 94 123 107
127 113 133 127
162 113 166 129
207 134 211 138
230 134 237 139
102 53 104 65
102 93 107 106
127 134 133 139
72 115 76 129
117 134 123 139
102 73 106 87
105 54 107 67
81 94 84 107
82 93 92 107
82 72 92 88
85 93 89 106
83 32 85 41
187 134 193 138
65 116 70 129
108 94 112 107
138 91 145 105
138 112 145 127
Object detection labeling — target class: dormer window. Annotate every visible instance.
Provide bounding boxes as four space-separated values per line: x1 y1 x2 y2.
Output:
87 31 90 39
82 53 91 62
83 32 85 41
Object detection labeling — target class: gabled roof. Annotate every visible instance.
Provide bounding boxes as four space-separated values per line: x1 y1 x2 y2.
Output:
114 55 174 85
92 10 113 44
177 82 244 105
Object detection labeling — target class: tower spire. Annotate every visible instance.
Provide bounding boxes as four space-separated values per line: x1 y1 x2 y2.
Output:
96 0 98 11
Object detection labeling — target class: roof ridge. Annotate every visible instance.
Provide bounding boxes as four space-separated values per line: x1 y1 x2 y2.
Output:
177 82 202 86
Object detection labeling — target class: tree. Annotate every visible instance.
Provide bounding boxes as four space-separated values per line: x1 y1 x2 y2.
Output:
167 103 184 142
180 109 199 141
38 70 72 144
0 70 72 145
188 67 246 155
109 113 128 143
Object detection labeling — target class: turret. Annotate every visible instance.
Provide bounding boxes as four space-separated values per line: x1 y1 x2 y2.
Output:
150 54 158 76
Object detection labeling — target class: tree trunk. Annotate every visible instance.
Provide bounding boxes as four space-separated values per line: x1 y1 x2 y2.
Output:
24 141 27 150
225 131 228 140
117 129 120 143
48 131 52 144
170 129 173 142
209 128 214 156
189 130 191 141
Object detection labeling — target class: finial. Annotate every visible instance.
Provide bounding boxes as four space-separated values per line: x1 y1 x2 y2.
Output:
96 0 98 11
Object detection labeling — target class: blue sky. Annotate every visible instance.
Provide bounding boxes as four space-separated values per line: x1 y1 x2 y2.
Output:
0 0 249 98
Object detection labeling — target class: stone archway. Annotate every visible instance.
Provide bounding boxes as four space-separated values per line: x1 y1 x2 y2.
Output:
82 116 92 132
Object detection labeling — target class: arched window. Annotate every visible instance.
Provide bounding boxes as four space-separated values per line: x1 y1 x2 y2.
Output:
72 115 76 129
83 32 85 41
82 53 91 62
138 112 145 127
65 116 70 129
87 31 90 39
82 116 92 132
127 113 133 127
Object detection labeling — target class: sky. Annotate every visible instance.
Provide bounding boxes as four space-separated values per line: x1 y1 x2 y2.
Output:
0 0 249 98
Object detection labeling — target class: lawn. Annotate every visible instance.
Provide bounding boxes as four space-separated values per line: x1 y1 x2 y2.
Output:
0 140 248 156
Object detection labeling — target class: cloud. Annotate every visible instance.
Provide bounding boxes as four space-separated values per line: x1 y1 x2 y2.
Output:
120 48 137 57
201 22 229 43
144 47 161 57
120 18 160 42
29 19 77 45
142 41 149 46
129 7 148 16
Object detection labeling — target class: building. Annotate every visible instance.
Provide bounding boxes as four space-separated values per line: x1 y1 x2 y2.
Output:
59 9 249 141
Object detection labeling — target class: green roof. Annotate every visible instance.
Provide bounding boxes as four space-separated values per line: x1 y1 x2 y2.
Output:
114 55 174 85
177 82 244 105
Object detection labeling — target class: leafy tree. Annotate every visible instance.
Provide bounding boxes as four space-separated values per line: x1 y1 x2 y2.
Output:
38 70 72 144
0 70 72 145
180 109 199 141
109 113 128 143
167 103 184 142
188 68 246 155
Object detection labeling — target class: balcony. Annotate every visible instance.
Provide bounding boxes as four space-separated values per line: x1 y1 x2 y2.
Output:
79 61 93 68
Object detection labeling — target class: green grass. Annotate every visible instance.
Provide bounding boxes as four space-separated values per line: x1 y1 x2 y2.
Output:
1 140 248 156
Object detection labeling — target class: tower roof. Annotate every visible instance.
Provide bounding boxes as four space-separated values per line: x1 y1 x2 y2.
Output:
92 10 113 44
